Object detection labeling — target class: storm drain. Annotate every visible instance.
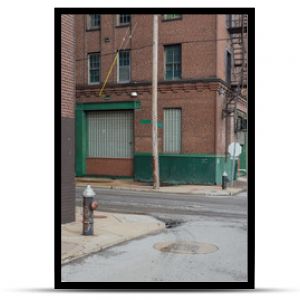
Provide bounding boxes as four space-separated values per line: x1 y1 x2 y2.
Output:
164 220 183 228
154 241 218 254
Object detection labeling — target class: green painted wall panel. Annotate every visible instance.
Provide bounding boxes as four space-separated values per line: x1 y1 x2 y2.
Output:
215 157 238 184
239 138 248 173
76 100 141 111
134 153 238 185
75 101 141 177
75 109 87 176
215 157 224 185
134 154 153 182
160 155 216 184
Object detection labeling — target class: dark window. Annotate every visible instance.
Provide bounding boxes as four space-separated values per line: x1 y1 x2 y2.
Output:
236 116 242 131
88 53 100 84
164 44 181 80
118 50 130 82
236 116 247 131
226 51 232 83
88 14 100 29
118 14 131 25
241 118 247 130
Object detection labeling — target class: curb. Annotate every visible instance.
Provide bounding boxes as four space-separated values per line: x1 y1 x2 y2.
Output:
204 187 247 196
61 226 165 265
76 183 246 197
61 216 165 265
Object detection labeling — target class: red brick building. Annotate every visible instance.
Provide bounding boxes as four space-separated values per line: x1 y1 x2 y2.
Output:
75 14 248 185
61 14 76 223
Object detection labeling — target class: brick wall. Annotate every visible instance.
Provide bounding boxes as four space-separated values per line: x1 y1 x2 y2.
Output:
133 86 217 154
61 118 75 224
75 14 218 86
77 81 220 155
74 14 247 161
216 14 232 82
62 15 76 118
86 158 133 176
61 14 75 224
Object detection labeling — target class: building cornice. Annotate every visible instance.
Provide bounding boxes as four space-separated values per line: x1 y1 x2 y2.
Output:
76 77 230 98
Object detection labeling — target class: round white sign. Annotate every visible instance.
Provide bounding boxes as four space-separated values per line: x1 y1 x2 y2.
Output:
228 142 242 157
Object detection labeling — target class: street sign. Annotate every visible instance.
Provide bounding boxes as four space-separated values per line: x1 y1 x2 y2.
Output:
227 142 242 185
140 119 163 128
228 142 242 158
229 157 239 160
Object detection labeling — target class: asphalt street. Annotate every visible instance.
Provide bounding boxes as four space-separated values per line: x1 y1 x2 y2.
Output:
75 187 247 221
62 188 248 282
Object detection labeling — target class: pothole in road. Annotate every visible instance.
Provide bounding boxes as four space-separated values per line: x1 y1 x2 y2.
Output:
153 241 218 254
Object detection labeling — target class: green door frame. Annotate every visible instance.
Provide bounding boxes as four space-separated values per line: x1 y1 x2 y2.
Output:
75 100 141 177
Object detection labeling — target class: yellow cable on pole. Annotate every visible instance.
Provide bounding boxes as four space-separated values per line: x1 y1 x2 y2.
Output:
99 51 119 97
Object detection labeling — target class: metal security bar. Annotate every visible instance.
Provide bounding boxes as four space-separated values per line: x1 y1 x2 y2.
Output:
163 108 181 153
87 111 133 158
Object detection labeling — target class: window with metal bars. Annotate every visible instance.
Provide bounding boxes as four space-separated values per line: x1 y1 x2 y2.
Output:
164 108 182 153
87 14 100 29
118 50 130 83
88 53 100 84
118 14 131 25
164 44 181 80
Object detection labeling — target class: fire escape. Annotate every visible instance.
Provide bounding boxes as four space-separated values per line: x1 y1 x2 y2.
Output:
223 14 248 118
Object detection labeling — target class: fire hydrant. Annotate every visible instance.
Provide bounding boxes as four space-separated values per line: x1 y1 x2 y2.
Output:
82 185 98 236
222 171 228 190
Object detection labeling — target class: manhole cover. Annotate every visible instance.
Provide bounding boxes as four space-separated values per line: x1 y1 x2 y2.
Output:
153 241 218 254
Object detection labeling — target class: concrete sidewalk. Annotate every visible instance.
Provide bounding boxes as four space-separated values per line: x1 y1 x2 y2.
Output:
61 207 165 265
76 177 247 196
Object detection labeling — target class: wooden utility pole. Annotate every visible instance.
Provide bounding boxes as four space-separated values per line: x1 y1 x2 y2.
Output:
152 14 160 189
